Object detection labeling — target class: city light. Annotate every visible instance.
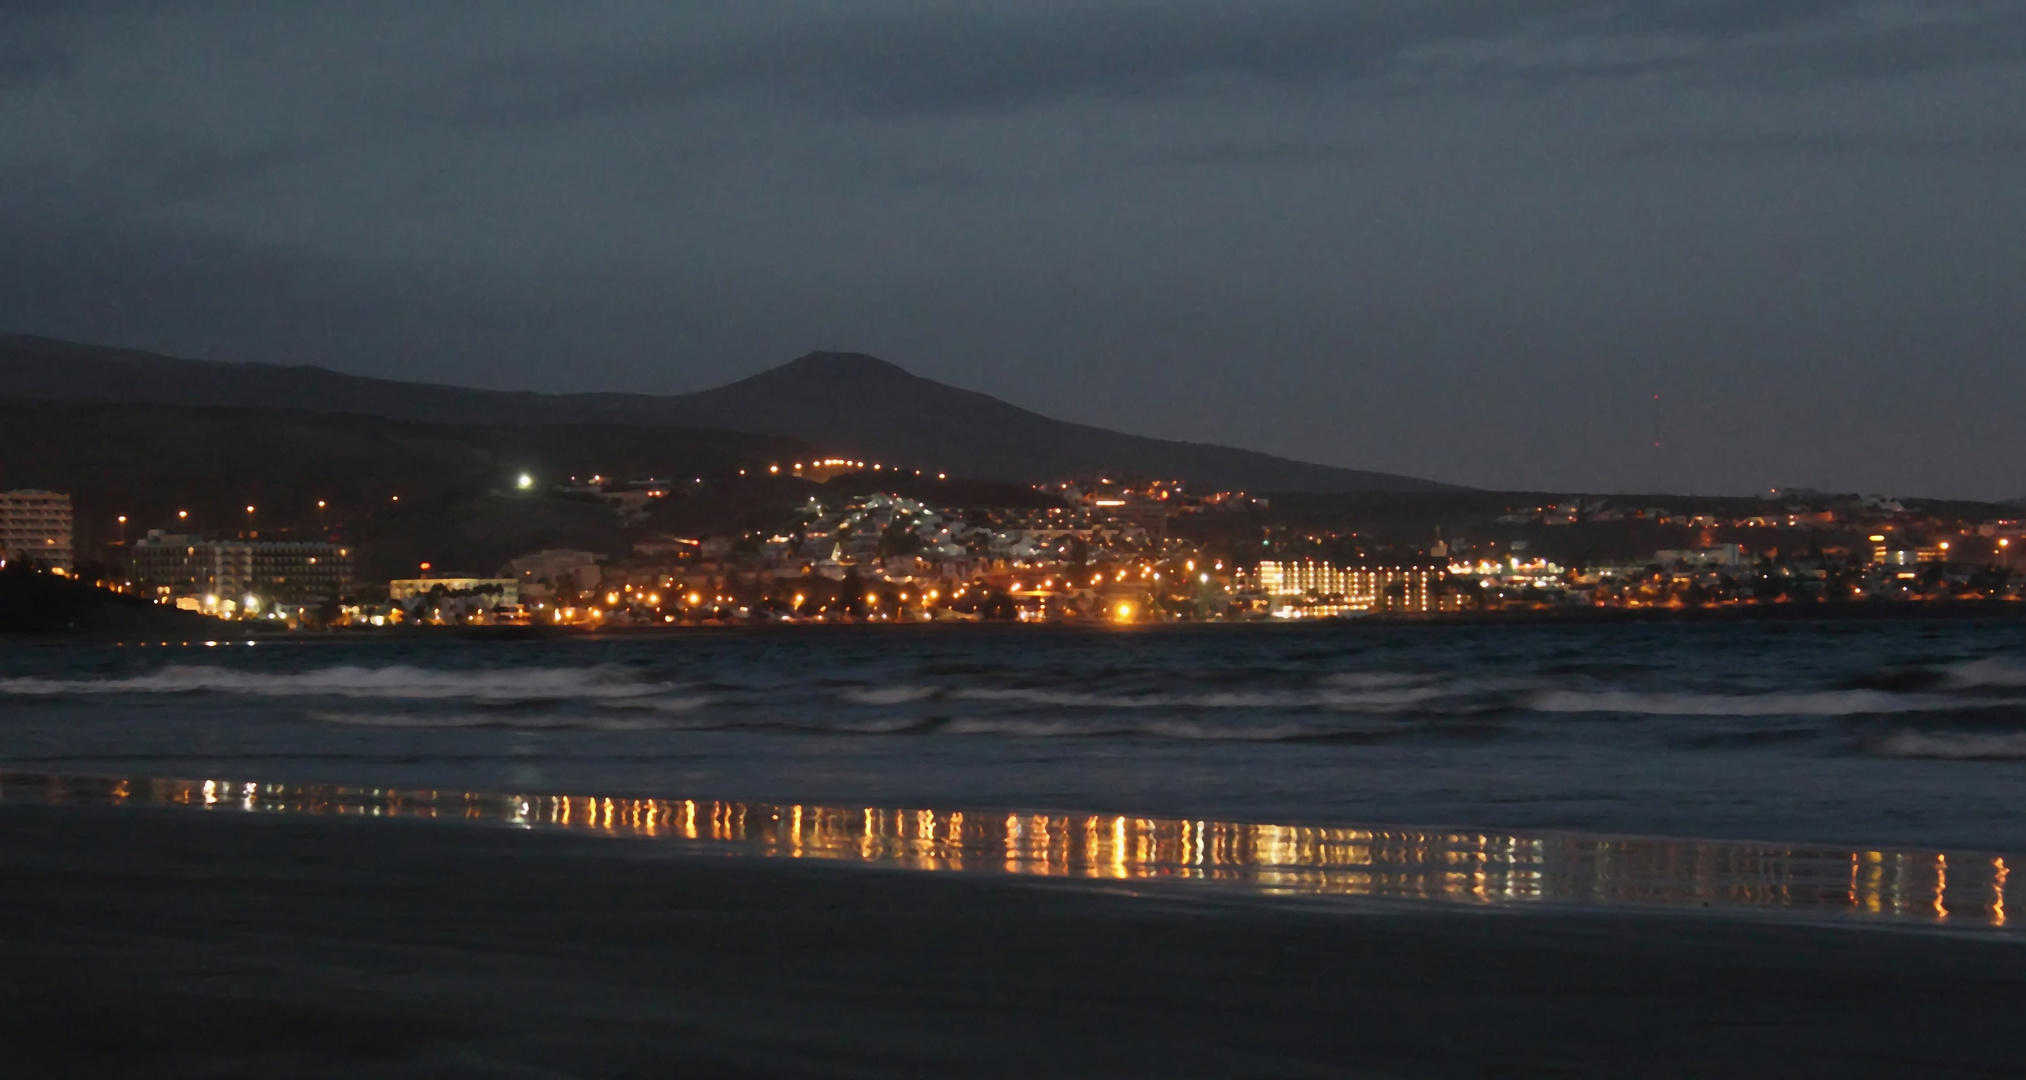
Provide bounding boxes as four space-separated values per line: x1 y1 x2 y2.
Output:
1113 602 1135 623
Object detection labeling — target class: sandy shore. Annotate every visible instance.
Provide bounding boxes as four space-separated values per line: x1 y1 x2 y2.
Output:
2 804 2020 1079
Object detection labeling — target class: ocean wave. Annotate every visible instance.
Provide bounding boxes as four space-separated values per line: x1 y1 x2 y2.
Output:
925 715 1478 743
1524 688 1995 717
0 664 678 702
948 686 1447 712
1944 658 2026 690
839 686 943 706
1868 731 2026 760
1318 672 1432 689
596 696 714 713
308 710 690 732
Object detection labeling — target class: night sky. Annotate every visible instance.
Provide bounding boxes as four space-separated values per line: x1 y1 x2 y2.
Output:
4 2 2022 498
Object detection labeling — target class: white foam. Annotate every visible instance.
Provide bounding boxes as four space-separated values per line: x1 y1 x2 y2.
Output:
307 711 505 729
1137 719 1343 741
840 686 942 706
1871 731 2026 760
598 695 713 713
308 710 696 732
1525 688 1987 717
1943 658 2026 690
940 716 1123 737
949 686 1444 712
0 664 676 702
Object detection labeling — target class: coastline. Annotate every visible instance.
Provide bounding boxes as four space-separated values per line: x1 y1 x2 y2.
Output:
6 598 2023 645
3 801 2020 1079
5 771 2015 935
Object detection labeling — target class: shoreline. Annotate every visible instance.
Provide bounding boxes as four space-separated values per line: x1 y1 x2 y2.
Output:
3 800 2021 1078
4 770 2015 937
6 598 2024 644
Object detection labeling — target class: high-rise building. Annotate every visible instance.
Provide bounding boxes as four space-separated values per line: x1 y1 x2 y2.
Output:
0 490 73 571
1254 559 1441 615
130 531 353 607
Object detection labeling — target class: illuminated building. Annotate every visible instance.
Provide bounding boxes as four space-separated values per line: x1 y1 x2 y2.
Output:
0 489 73 571
388 576 520 604
131 532 353 607
1653 544 1742 568
1254 559 1440 615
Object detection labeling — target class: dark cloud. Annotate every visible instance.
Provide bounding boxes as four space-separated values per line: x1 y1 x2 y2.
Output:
442 1 2026 124
2 2 2024 497
1615 129 2026 161
0 3 81 91
1138 140 1363 168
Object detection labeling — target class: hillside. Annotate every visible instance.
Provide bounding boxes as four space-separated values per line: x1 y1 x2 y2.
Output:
0 569 221 637
0 334 1458 493
0 401 812 578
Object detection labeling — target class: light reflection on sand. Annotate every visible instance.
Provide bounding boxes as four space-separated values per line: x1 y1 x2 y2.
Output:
3 771 2015 931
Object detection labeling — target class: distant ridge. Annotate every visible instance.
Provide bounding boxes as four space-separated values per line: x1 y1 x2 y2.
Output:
0 333 1459 493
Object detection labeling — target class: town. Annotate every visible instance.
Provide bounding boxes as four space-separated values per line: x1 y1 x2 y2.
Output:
4 469 2022 629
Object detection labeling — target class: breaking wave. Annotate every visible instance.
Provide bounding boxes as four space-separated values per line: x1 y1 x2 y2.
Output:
1525 688 2003 717
299 709 1483 744
1868 731 2026 760
0 665 679 703
309 711 693 733
840 686 943 706
1944 658 2026 690
947 686 1448 712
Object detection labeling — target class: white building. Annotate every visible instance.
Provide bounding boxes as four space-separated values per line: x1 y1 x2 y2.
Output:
0 490 74 571
130 531 353 609
388 577 520 604
1653 544 1743 569
1254 560 1438 615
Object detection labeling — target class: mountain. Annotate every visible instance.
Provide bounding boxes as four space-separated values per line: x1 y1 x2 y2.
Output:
0 400 812 578
0 333 1457 493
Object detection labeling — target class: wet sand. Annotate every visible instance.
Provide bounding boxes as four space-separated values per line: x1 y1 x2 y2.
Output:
2 805 2020 1079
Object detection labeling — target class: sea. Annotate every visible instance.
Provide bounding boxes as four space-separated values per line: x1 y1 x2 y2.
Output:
4 620 2024 927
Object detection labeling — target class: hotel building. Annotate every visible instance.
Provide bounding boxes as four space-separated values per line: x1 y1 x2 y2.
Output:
130 531 353 608
1253 559 1441 616
0 490 74 571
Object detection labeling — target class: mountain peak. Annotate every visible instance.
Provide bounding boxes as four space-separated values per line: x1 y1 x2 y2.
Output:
774 351 914 381
0 333 1460 493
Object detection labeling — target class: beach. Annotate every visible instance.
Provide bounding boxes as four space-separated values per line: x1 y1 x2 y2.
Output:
3 803 2020 1079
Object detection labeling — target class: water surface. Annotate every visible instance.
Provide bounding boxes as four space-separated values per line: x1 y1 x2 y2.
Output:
3 620 2024 850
